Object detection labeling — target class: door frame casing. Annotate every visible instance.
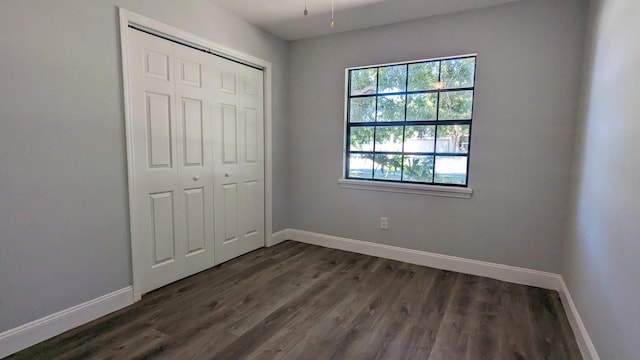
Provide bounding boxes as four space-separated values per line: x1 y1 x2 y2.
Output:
118 8 274 301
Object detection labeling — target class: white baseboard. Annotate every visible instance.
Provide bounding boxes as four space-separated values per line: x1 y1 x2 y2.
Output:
268 229 288 247
284 228 598 360
286 229 562 290
0 286 134 359
558 279 600 360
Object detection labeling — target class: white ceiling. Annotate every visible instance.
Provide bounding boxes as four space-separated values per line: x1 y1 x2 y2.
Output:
210 0 525 40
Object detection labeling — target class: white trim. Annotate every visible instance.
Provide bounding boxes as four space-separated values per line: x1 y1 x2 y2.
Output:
341 54 477 194
267 229 288 247
0 287 134 359
119 9 271 69
338 178 472 198
286 229 559 290
263 68 273 251
118 8 273 301
119 9 140 301
558 278 601 360
346 53 478 70
342 68 349 178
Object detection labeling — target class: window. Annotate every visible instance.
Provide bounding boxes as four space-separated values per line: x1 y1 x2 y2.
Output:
345 55 476 187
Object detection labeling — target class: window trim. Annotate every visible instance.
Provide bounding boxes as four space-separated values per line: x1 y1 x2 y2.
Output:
338 178 472 198
341 54 477 196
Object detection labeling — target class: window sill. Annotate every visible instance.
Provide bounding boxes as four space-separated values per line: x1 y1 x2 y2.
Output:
338 179 472 199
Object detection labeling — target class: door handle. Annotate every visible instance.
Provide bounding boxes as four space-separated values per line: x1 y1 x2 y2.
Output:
225 173 230 177
193 176 199 181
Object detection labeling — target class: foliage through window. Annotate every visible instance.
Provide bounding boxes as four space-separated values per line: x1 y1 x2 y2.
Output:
346 55 476 186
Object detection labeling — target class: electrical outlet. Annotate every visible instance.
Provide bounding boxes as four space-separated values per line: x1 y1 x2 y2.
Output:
380 217 388 230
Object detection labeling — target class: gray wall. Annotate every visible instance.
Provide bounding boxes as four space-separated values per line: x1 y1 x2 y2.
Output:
0 0 288 332
562 0 640 358
288 0 587 273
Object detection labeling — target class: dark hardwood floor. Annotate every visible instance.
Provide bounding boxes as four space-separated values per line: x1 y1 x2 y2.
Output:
8 241 581 360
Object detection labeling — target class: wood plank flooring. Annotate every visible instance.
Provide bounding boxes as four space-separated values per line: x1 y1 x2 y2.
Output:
8 241 582 360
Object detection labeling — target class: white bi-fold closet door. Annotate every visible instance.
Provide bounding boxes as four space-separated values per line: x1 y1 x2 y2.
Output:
127 28 264 295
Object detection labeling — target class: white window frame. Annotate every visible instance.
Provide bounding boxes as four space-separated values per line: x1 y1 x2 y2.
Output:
339 54 477 199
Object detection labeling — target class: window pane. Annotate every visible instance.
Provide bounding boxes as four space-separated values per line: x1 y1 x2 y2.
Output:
347 57 475 186
350 126 374 151
373 154 403 181
348 154 374 179
350 97 376 122
434 156 468 185
375 126 403 152
403 155 434 183
408 61 440 91
436 125 470 154
350 68 377 95
404 125 435 153
377 95 405 122
438 90 473 120
440 58 475 89
378 65 407 93
406 93 437 121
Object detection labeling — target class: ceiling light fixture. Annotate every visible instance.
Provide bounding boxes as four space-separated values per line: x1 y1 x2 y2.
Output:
303 0 335 28
330 0 335 28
